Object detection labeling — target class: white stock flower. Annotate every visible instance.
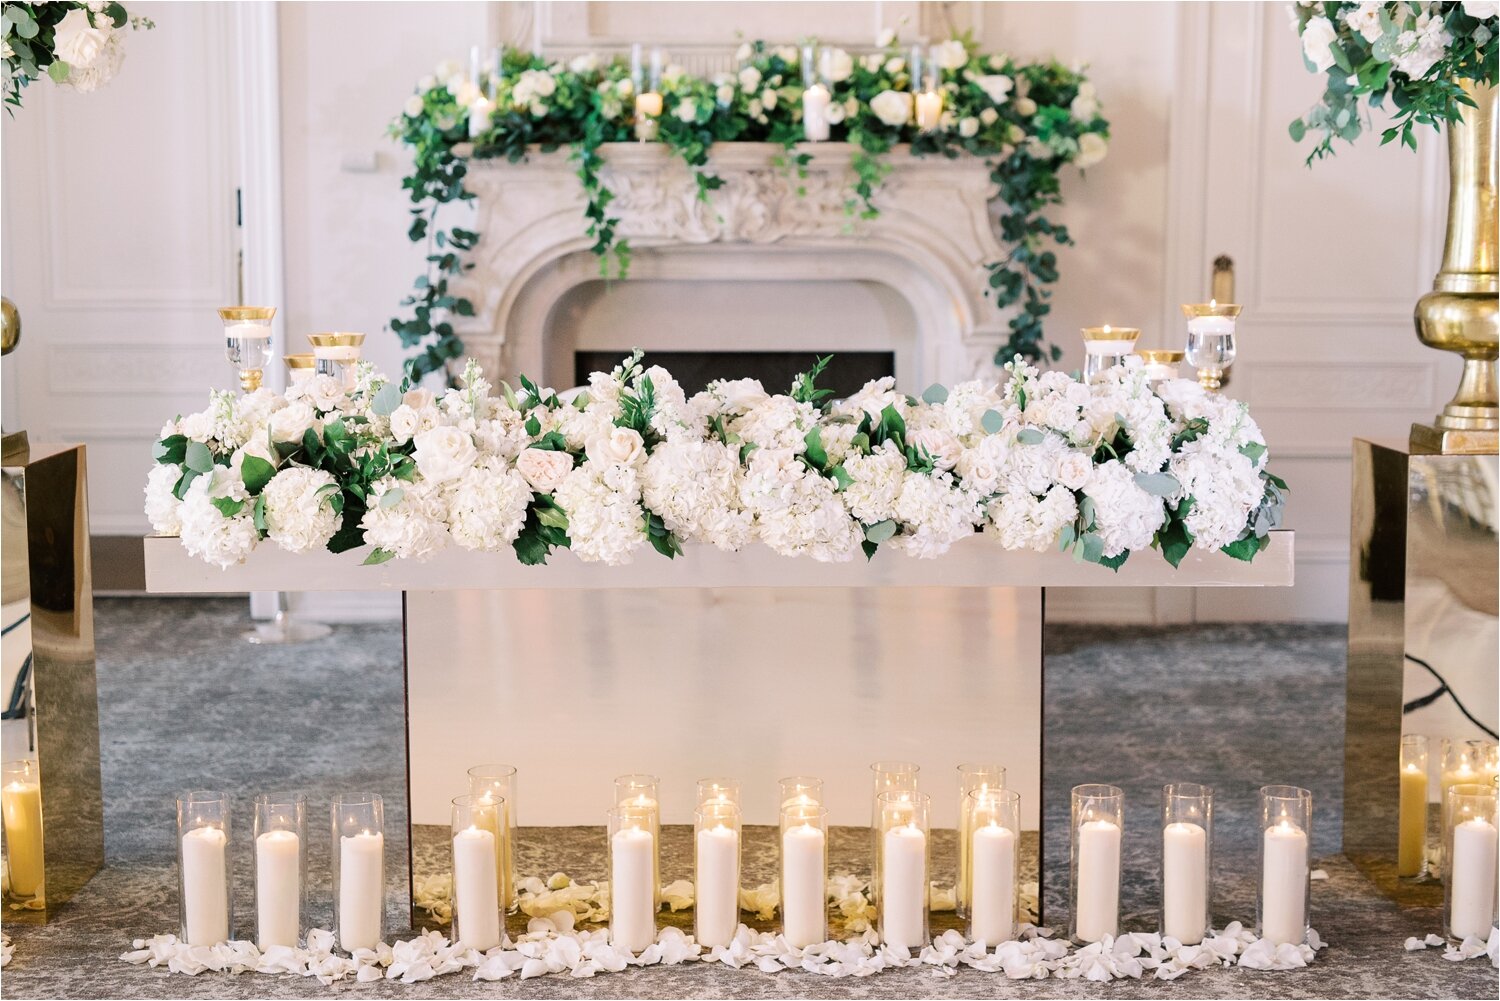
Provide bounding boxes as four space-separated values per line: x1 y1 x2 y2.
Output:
144 464 183 535
585 427 645 468
740 449 862 562
1082 459 1166 558
642 440 751 550
447 457 532 552
1391 15 1452 79
554 460 647 565
411 426 478 484
1076 132 1108 168
515 447 574 493
870 89 913 127
1301 15 1339 71
178 467 259 569
360 478 449 560
262 467 341 553
53 8 111 68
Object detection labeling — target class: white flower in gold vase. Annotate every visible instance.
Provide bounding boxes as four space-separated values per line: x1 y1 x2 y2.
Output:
870 89 913 127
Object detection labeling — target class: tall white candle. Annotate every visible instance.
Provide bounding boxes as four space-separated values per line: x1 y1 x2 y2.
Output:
181 826 230 946
1260 821 1308 945
915 90 942 130
969 822 1016 945
468 97 494 139
255 829 301 948
694 823 739 948
453 826 501 951
1449 817 1498 940
781 822 826 947
2 779 44 898
802 84 831 141
610 826 656 953
1075 819 1121 942
881 823 927 949
338 831 384 952
1162 821 1207 944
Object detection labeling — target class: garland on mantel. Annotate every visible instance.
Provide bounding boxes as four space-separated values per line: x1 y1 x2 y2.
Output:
387 32 1111 381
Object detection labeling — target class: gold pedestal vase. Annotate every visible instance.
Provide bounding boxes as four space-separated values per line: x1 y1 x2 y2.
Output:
1413 81 1499 455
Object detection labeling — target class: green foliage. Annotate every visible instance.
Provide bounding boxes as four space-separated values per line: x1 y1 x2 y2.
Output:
3 2 147 111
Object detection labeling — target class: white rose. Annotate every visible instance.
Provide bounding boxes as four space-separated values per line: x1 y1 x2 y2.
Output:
884 56 906 75
569 52 600 74
674 98 698 122
761 88 778 110
715 378 770 412
907 427 962 470
411 425 477 484
735 42 754 63
403 94 425 118
388 404 421 445
820 48 854 83
980 107 999 126
876 27 897 48
1076 131 1108 168
585 427 645 467
1301 15 1338 71
716 82 735 106
53 9 110 69
739 66 762 92
268 401 316 444
305 375 346 412
956 449 1001 495
959 116 979 138
933 39 968 71
515 447 574 493
403 387 436 410
824 102 846 124
1465 1 1499 16
976 74 1013 104
870 89 913 127
1055 450 1092 491
1071 94 1099 120
861 53 884 73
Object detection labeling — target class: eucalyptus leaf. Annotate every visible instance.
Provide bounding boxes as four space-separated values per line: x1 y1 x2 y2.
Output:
1081 533 1104 564
865 519 897 544
981 409 1005 434
362 547 397 566
921 383 949 405
379 487 405 509
1016 428 1045 446
1133 471 1181 497
371 383 403 416
183 441 215 474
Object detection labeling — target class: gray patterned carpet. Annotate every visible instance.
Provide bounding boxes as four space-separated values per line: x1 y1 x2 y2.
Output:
2 598 1494 998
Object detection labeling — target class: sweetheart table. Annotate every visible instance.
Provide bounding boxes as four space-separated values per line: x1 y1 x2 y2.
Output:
143 530 1293 921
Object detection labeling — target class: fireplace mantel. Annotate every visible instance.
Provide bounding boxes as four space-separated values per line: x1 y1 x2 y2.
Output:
454 142 1016 387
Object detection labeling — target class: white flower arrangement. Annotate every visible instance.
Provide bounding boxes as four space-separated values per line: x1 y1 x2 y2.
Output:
2 2 153 109
145 354 1287 571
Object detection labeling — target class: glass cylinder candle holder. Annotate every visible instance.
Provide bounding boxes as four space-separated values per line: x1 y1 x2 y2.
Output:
2 759 45 907
1257 785 1311 946
1070 784 1123 944
283 353 316 385
1398 735 1430 879
779 775 824 813
1136 349 1184 385
608 804 658 953
219 306 275 392
1439 739 1497 870
307 332 365 391
1181 302 1242 391
780 800 828 948
631 44 663 138
177 790 232 946
801 44 831 142
615 774 660 908
696 777 740 810
876 790 929 950
332 793 385 953
966 788 1019 947
452 794 503 952
253 793 306 949
1080 326 1141 382
1160 783 1212 945
694 800 741 949
468 764 517 913
956 763 1006 920
870 761 919 829
914 45 942 130
1444 784 1497 941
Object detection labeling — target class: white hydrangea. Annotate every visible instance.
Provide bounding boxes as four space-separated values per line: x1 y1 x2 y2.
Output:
740 449 862 562
986 484 1078 551
360 478 449 560
641 440 752 551
731 395 819 452
262 467 341 553
553 460 647 565
143 464 183 535
1170 444 1265 551
1082 459 1167 558
841 443 907 524
890 471 983 558
447 457 532 552
832 377 907 424
178 467 259 569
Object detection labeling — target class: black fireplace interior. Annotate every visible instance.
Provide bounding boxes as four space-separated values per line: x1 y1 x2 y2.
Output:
573 351 896 399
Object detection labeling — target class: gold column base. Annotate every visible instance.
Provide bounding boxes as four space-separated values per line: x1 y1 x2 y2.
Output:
1196 367 1224 391
1410 422 1500 455
238 369 264 392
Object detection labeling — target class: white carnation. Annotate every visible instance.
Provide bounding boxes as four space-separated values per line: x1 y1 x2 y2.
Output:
262 467 341 553
144 464 183 535
447 457 532 552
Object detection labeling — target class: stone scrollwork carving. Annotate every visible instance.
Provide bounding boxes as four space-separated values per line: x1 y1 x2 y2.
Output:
606 162 853 245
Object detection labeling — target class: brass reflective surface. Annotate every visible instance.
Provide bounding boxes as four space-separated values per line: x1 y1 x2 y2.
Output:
1 441 105 920
1344 440 1498 905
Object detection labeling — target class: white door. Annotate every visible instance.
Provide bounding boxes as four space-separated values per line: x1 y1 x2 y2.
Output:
1 2 241 536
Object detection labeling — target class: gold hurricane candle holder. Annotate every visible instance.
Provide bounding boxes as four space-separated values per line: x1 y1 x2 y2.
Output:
283 353 317 385
1181 302 1242 391
219 306 275 392
307 332 366 390
1080 326 1140 382
1136 349 1185 384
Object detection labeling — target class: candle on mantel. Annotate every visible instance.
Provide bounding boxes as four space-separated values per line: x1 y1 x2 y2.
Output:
635 91 663 119
969 821 1016 945
453 825 501 951
2 777 44 899
338 830 385 952
802 83 831 142
1186 301 1236 337
1162 821 1207 944
1449 815 1499 940
468 96 494 139
1260 820 1308 945
255 829 301 948
1398 762 1428 878
915 90 942 131
781 819 826 947
610 824 656 952
880 823 927 949
181 826 230 946
694 821 739 949
1074 819 1122 942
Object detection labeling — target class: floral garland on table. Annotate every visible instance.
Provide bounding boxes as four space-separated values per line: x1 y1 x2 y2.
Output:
1289 1 1497 161
387 30 1110 379
144 353 1286 573
2 1 152 109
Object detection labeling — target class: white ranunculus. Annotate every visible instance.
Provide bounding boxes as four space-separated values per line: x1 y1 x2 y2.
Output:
585 426 645 467
1075 131 1108 168
268 401 316 444
739 66 762 92
870 89 913 127
976 74 1013 104
403 94 425 118
674 98 698 122
980 106 999 126
411 426 478 484
932 39 969 71
1054 450 1092 491
820 48 854 83
1301 15 1339 71
388 404 422 445
959 116 980 138
515 447 574 493
1463 1 1498 18
907 427 962 470
53 9 110 68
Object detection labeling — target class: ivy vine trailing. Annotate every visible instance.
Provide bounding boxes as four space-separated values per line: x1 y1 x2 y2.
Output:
388 33 1110 383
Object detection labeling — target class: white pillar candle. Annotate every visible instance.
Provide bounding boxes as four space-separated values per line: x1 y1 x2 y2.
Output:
802 84 831 141
1186 315 1235 337
1260 821 1308 945
969 822 1016 945
915 91 942 130
635 92 663 118
181 826 230 946
453 826 501 951
781 822 826 948
1162 821 1207 944
468 97 494 139
694 823 739 948
881 823 927 949
1075 819 1121 942
255 829 301 948
1449 817 1498 940
338 831 384 952
224 321 269 340
312 345 359 362
1397 763 1428 878
2 779 44 898
610 826 656 953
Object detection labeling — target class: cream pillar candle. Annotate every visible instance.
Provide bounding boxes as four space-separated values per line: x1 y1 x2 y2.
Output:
781 820 826 947
338 831 385 952
635 92 663 119
2 777 44 899
1074 819 1122 942
255 830 301 948
969 822 1016 945
468 97 494 139
610 825 656 953
880 823 928 949
694 822 739 948
1398 762 1428 878
802 84 831 141
1260 821 1308 945
1449 816 1498 940
1162 821 1207 944
453 826 501 951
181 827 230 946
915 90 942 130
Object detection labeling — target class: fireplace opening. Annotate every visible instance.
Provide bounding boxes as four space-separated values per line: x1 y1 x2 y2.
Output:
573 350 896 398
